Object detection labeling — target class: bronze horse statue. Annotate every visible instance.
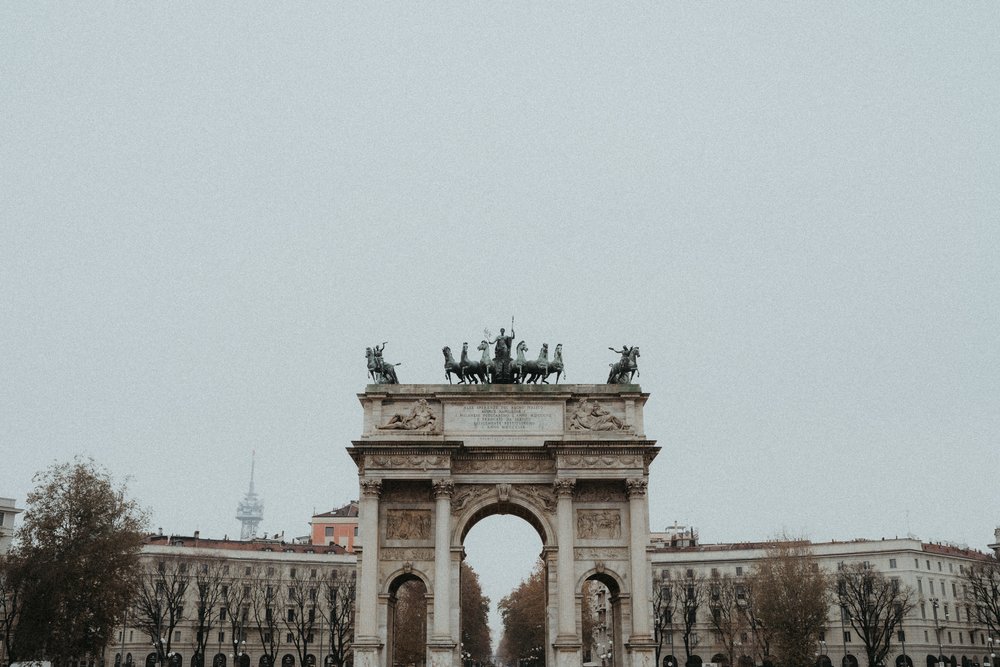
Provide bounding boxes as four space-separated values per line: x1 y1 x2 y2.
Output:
442 346 467 384
460 341 493 384
516 342 550 384
607 346 640 384
366 347 399 384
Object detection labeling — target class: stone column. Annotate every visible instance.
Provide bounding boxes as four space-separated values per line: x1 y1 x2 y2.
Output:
354 478 382 667
429 479 456 667
625 478 655 667
431 478 454 640
553 478 581 667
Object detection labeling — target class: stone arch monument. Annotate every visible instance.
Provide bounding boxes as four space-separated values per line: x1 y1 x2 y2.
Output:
349 383 659 667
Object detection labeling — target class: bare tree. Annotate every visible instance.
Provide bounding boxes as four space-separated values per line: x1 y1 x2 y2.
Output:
747 540 830 667
835 563 913 667
133 558 191 666
223 573 254 667
652 576 677 667
323 570 355 667
964 557 1000 637
192 561 226 667
283 575 320 667
678 575 707 661
707 576 749 667
249 567 284 667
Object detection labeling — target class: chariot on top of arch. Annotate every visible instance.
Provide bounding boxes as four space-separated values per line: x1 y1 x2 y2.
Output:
365 321 640 386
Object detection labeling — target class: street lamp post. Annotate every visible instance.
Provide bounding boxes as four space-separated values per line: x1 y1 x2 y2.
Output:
232 639 246 667
840 606 850 667
985 637 994 667
931 598 944 666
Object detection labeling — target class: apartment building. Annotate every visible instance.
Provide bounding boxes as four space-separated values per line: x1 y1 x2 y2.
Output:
649 529 997 667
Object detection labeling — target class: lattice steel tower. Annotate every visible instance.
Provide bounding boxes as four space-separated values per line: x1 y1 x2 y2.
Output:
236 452 263 540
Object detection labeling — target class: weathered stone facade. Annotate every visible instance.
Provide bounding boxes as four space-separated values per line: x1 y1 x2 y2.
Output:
348 384 659 667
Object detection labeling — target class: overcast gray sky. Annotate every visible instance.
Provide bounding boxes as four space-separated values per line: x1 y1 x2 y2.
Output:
2 2 999 644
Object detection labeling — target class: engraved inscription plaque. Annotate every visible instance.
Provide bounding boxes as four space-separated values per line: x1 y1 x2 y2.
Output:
444 402 562 434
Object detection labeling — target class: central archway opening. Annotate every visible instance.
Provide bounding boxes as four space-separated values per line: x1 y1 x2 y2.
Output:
464 512 546 667
388 573 428 667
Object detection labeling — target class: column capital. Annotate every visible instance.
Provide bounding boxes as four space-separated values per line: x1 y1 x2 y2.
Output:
360 479 382 498
553 478 576 497
625 478 648 499
432 478 455 499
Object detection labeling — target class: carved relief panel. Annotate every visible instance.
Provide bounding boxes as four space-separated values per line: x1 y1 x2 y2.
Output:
385 509 432 541
576 509 622 540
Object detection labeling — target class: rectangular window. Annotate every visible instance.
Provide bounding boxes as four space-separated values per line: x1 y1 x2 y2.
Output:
245 566 251 576
290 568 297 579
736 566 743 576
311 569 317 579
938 561 943 571
686 569 694 579
889 559 897 569
920 603 926 619
952 582 957 597
898 630 905 642
288 609 295 622
223 565 230 575
927 560 931 570
949 563 954 573
710 568 719 578
915 558 920 568
844 631 851 642
353 526 359 537
264 632 272 643
660 569 671 580
918 579 923 593
930 580 935 594
891 578 900 593
174 631 181 641
286 633 293 643
220 608 227 621
268 566 275 576
219 631 225 642
325 527 334 537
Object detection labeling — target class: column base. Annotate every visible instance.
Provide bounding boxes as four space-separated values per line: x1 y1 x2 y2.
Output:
624 639 656 667
552 639 582 667
427 640 457 667
352 639 383 667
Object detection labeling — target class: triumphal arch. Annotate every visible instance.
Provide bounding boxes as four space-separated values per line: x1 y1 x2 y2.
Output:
348 383 658 667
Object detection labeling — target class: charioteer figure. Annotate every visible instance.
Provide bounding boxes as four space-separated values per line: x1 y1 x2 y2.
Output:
487 322 516 383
